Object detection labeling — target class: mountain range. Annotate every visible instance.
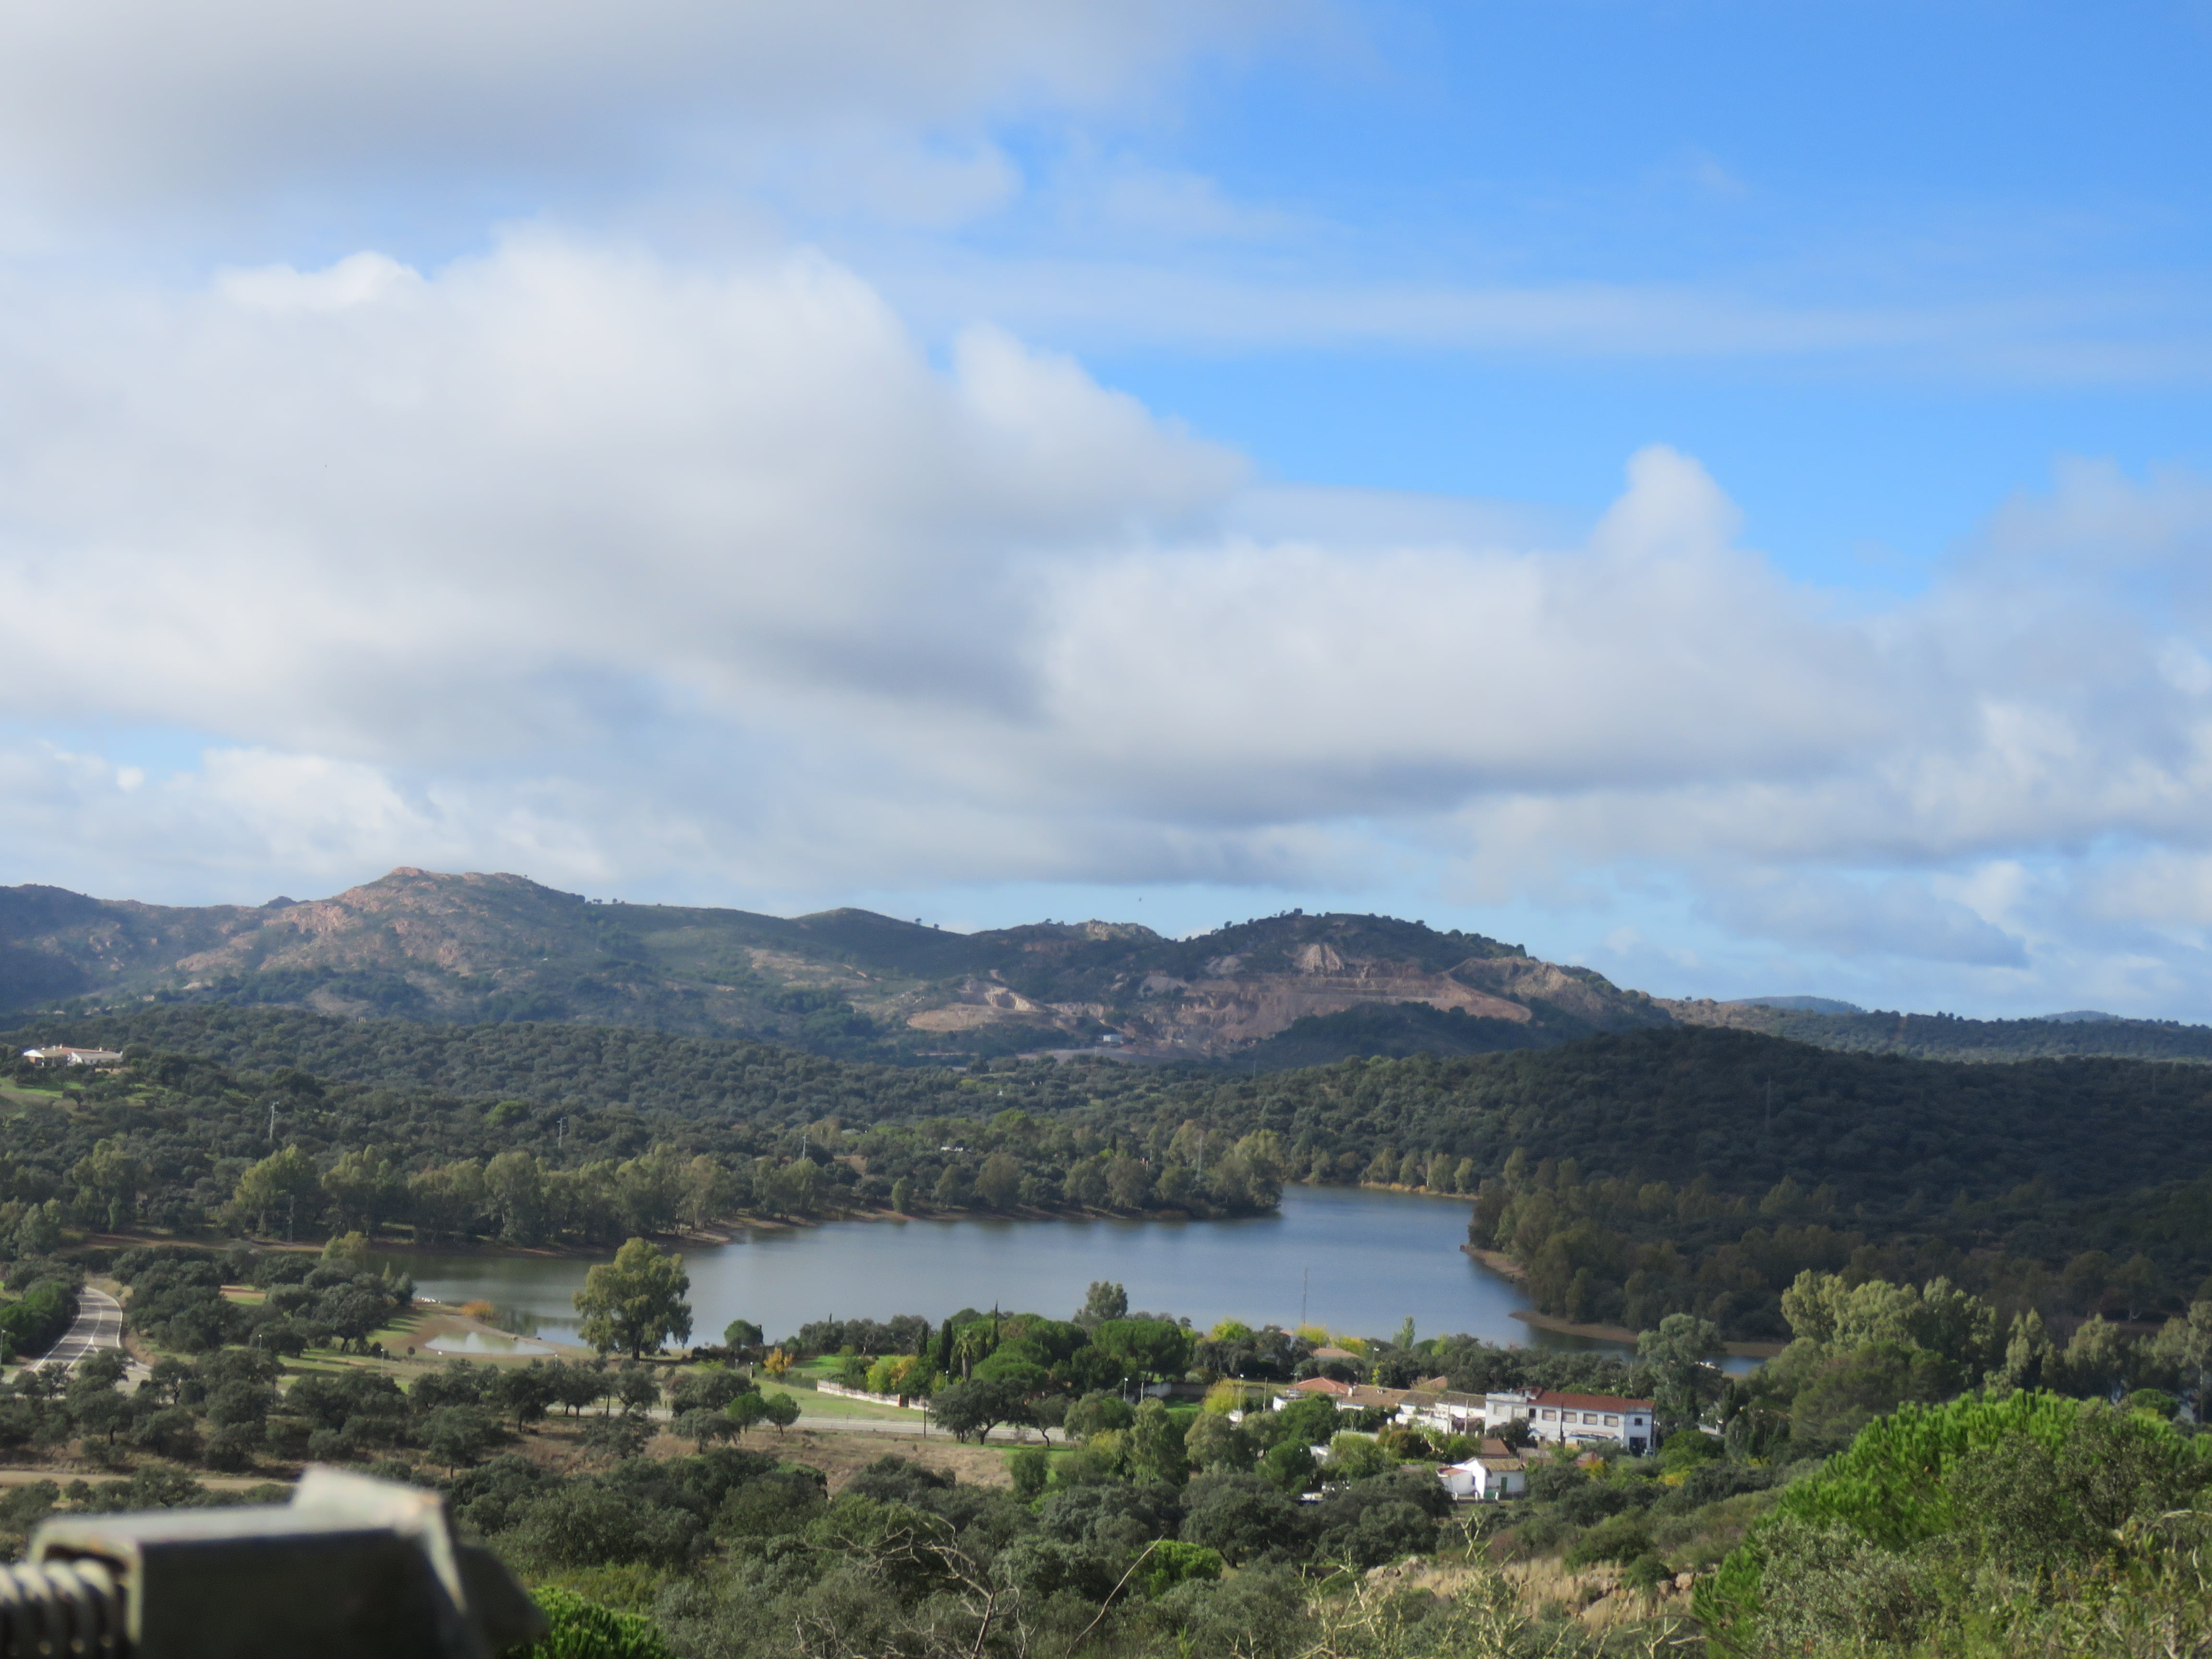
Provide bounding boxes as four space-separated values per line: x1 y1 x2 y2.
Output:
4 866 2208 1068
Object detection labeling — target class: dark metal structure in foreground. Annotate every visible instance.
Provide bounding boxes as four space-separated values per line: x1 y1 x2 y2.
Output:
1 1467 546 1659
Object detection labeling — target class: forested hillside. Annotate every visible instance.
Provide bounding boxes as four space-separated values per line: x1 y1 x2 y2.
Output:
13 1006 2212 1340
1190 1028 2212 1337
0 1034 1280 1250
8 1003 994 1117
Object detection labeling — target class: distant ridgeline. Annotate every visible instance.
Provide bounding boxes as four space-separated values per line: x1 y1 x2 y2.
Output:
0 868 1665 1067
9 1005 2212 1344
1668 997 2212 1064
10 869 2210 1074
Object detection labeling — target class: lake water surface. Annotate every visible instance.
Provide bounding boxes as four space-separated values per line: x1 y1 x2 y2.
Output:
404 1185 1627 1356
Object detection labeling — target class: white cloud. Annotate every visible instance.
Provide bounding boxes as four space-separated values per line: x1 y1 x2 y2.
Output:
1700 871 2029 968
0 233 1240 764
2 229 2212 1009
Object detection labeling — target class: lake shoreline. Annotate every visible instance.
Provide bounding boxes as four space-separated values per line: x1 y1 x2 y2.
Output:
88 1183 1440 1270
1469 1254 1783 1361
401 1185 1542 1351
361 1200 1214 1262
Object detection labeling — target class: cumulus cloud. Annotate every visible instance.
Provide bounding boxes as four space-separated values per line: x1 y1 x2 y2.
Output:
0 236 1924 855
2 228 2212 1009
0 233 1241 763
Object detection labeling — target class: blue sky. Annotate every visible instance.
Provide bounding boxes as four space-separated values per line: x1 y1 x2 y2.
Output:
0 0 2209 1017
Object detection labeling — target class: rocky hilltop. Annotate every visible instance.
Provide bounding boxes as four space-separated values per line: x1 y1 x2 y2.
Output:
0 867 1667 1062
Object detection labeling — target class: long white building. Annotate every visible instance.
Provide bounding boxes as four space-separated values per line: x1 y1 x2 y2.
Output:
1481 1388 1656 1455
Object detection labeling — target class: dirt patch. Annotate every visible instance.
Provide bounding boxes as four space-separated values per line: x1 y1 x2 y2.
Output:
493 1419 627 1478
1372 1551 1693 1632
770 1426 1014 1493
491 1419 1012 1494
1463 1246 1527 1282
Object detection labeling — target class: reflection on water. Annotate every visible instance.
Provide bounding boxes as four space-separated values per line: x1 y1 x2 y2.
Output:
421 1329 556 1357
403 1185 1623 1354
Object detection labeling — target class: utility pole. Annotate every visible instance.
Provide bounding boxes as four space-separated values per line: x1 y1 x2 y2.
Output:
267 1101 277 1145
286 1193 295 1244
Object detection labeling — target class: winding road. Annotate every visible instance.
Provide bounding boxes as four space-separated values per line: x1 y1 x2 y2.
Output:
27 1285 124 1374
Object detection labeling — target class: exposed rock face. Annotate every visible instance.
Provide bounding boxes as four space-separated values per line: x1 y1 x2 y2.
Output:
874 907 1670 1057
174 869 585 979
0 869 1670 1059
1106 960 1532 1056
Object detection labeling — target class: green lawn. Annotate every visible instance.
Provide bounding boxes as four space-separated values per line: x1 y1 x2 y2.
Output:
759 1381 918 1421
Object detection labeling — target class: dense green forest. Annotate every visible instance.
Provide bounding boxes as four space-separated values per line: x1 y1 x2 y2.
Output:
0 1023 1282 1249
1186 1029 2212 1337
8 1003 1013 1116
11 1007 2212 1337
1235 1002 1555 1069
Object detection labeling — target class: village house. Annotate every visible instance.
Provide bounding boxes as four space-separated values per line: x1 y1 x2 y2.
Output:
1340 1384 1411 1414
1397 1387 1489 1438
1481 1388 1656 1453
1436 1438 1528 1501
1275 1376 1352 1405
20 1046 124 1067
1275 1380 1433 1419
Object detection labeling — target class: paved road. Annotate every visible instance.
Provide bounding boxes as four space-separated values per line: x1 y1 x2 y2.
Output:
28 1286 124 1375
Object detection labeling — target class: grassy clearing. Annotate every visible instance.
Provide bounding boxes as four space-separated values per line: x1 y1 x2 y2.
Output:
759 1381 917 1421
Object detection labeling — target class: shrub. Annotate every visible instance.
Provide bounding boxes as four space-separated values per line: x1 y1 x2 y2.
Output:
0 1278 79 1363
1007 1446 1050 1500
1564 1510 1654 1569
1134 1539 1224 1599
512 1588 673 1659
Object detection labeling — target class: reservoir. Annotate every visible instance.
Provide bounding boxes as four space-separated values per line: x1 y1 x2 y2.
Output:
403 1184 1621 1357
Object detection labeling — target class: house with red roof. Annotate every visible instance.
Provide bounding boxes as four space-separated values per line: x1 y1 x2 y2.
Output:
1277 1375 1352 1402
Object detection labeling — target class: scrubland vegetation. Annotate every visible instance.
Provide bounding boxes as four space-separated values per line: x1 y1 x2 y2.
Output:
5 1235 2212 1658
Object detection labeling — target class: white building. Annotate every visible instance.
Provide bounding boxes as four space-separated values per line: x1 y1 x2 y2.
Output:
1436 1439 1528 1501
1482 1389 1655 1455
20 1047 124 1067
1397 1388 1488 1438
